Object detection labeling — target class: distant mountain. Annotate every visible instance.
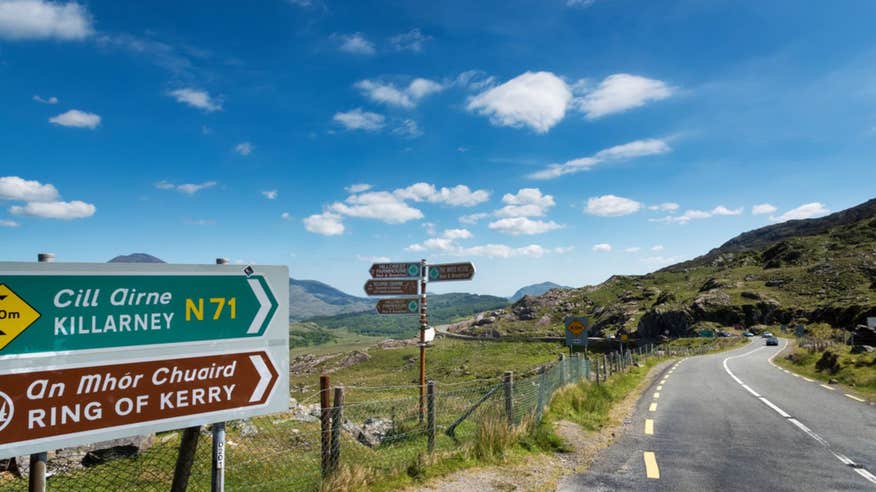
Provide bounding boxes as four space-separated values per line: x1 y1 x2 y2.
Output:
289 279 372 321
109 253 165 263
509 282 570 302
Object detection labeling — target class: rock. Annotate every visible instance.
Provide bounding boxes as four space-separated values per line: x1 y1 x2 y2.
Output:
229 419 259 438
637 307 695 338
699 278 729 292
815 351 840 374
851 345 875 354
344 418 393 448
828 378 839 384
765 279 787 287
653 291 676 306
741 291 762 300
475 315 497 326
536 315 551 327
10 435 155 478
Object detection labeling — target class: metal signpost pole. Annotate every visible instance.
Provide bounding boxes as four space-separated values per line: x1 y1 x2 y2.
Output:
212 258 228 492
419 259 428 424
28 253 51 492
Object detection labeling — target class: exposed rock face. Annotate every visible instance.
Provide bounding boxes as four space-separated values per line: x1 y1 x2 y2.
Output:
7 435 154 479
637 308 695 338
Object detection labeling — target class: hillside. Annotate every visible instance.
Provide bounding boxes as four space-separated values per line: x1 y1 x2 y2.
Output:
447 198 876 340
288 278 372 320
303 292 509 338
108 253 165 263
509 282 571 302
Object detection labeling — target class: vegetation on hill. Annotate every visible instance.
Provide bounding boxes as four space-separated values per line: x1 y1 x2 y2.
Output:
305 293 509 338
509 282 571 302
447 198 876 340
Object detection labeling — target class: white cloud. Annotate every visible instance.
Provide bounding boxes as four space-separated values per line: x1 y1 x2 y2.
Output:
650 209 711 224
711 205 743 216
388 28 430 52
304 212 345 235
168 88 221 112
10 200 94 219
33 95 57 104
334 33 375 55
355 78 444 109
0 219 18 227
648 202 679 212
495 188 555 217
330 191 424 224
333 108 385 131
0 176 59 201
0 0 93 41
394 183 489 207
442 228 472 240
625 247 641 253
422 222 437 236
770 202 830 222
455 70 495 91
235 142 253 156
576 73 673 119
345 183 372 194
592 243 612 252
585 195 642 217
752 203 777 215
49 109 100 129
406 227 569 258
280 212 291 220
530 138 670 179
566 0 595 6
467 71 572 134
488 217 563 235
651 244 664 251
459 212 489 225
393 119 422 138
155 180 216 195
261 190 278 200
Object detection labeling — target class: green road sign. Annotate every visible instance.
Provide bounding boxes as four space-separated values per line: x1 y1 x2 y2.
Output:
0 273 278 356
369 262 421 279
699 329 715 338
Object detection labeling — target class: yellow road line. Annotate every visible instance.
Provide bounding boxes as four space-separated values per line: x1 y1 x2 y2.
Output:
820 384 835 391
654 392 660 399
645 419 654 435
649 402 658 412
845 394 866 403
644 452 660 479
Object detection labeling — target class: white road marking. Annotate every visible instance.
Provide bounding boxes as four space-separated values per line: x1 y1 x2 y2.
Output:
820 384 836 391
845 394 866 403
802 377 814 382
723 339 876 486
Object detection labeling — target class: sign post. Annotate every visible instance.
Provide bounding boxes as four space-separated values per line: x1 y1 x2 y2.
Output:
367 261 475 422
0 261 289 461
564 317 590 356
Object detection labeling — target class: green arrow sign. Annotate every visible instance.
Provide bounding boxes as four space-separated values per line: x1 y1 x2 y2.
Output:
0 274 278 356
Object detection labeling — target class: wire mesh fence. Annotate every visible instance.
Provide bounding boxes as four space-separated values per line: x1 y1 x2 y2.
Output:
0 342 713 491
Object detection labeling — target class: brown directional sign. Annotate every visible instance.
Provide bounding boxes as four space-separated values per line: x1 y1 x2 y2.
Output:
0 351 279 448
364 279 419 296
427 262 476 282
376 298 420 314
369 262 421 279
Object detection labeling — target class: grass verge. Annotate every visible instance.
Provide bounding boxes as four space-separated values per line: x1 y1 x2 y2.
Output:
774 342 876 400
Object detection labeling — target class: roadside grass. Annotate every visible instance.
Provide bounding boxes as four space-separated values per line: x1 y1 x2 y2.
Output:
661 336 747 353
775 342 876 400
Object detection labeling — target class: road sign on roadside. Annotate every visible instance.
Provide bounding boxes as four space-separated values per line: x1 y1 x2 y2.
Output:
376 298 419 314
369 263 421 279
0 270 279 356
0 350 279 456
363 279 419 296
0 262 290 459
564 316 589 347
427 262 475 282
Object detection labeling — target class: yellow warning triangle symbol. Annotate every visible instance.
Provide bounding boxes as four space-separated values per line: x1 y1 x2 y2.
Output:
0 284 41 351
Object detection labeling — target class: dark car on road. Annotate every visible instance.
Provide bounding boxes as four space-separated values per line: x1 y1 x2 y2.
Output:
766 337 779 346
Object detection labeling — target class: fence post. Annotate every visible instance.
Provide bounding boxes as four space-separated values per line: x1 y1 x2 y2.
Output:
536 367 548 419
171 427 201 492
320 374 331 479
558 354 567 385
603 355 608 378
330 386 344 473
503 371 514 426
427 381 436 453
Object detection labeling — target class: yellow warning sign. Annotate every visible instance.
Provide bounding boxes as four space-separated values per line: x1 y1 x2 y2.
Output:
567 320 586 336
0 284 41 351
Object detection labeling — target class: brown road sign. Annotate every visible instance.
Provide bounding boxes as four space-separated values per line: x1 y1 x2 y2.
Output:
427 262 475 282
364 279 419 296
0 351 279 449
376 298 420 315
369 262 421 279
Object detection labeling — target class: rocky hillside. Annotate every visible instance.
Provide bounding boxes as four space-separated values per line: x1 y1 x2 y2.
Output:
288 279 371 320
449 198 876 340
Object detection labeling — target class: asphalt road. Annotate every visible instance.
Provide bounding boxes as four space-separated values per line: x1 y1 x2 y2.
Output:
559 339 876 491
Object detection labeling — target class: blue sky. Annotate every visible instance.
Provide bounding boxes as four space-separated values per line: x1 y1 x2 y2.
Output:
2 0 876 297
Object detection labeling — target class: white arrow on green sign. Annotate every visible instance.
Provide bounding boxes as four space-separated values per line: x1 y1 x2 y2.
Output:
0 273 278 356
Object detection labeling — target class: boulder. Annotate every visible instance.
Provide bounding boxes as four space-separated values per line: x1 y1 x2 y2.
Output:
343 418 393 448
699 278 729 292
637 307 695 338
851 345 875 354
